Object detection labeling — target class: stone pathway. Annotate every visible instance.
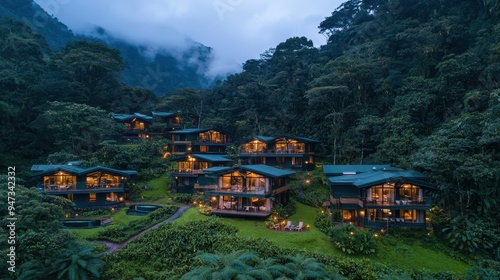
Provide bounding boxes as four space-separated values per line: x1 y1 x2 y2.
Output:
95 205 191 255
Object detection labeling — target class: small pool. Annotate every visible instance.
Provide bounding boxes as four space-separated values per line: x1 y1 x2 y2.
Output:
126 204 163 216
63 219 102 228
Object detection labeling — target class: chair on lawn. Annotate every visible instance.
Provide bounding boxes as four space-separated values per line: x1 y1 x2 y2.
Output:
284 221 294 231
294 221 304 231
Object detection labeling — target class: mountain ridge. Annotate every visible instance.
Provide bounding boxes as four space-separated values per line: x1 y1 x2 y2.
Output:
0 0 216 94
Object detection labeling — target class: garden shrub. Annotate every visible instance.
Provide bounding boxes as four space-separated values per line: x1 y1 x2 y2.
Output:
283 200 296 217
328 224 376 255
97 223 128 243
102 218 470 280
103 218 239 278
331 209 342 222
269 201 296 222
290 183 329 207
146 205 178 222
170 193 192 204
315 210 333 234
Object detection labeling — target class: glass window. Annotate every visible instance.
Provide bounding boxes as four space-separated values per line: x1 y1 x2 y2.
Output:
89 193 96 202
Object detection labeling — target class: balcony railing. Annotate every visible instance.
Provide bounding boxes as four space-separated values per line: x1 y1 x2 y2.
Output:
330 195 431 209
205 185 268 196
194 183 217 190
175 169 204 174
195 139 229 144
44 184 124 193
240 149 306 154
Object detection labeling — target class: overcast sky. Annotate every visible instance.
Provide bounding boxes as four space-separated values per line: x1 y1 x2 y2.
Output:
34 0 345 77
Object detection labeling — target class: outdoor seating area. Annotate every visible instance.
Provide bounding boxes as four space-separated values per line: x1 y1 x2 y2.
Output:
271 220 306 231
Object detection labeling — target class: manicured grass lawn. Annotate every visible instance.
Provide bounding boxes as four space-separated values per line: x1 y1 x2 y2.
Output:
174 201 471 274
174 202 337 255
67 206 145 239
136 174 173 204
370 237 471 273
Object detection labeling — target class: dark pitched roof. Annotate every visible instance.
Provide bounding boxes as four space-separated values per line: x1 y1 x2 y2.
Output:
203 164 295 178
31 164 84 174
110 112 153 123
327 169 436 189
172 154 233 162
241 135 320 144
279 134 321 143
240 164 295 178
168 128 214 134
31 164 137 177
241 136 276 143
323 164 392 176
83 166 138 176
203 166 234 174
151 111 177 117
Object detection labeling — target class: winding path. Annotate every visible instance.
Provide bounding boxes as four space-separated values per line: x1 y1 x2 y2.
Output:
95 205 191 255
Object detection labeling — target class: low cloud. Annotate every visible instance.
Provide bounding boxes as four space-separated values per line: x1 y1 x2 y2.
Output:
34 0 343 79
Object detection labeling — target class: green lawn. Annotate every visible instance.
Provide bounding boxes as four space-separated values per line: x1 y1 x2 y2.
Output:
68 173 180 240
174 202 471 274
136 174 174 204
370 237 471 273
67 207 144 239
174 203 337 255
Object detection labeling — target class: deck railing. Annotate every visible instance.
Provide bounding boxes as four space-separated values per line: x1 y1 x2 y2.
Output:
329 195 431 208
44 184 124 192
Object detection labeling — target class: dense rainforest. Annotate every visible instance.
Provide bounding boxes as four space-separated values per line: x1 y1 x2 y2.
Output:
0 0 216 95
0 0 499 278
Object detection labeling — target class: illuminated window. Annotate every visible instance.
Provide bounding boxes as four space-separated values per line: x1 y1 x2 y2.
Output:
89 193 96 202
106 192 117 202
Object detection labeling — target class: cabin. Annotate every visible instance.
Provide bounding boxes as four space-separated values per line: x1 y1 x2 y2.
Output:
31 163 137 209
238 135 319 170
151 111 183 132
324 165 435 229
201 164 294 218
171 154 234 193
110 112 154 140
168 128 232 155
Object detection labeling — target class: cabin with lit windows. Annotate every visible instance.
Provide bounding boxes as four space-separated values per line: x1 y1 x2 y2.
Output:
238 135 319 170
171 154 234 193
168 128 232 155
324 165 435 229
110 112 153 140
31 164 137 208
151 111 183 132
200 164 293 218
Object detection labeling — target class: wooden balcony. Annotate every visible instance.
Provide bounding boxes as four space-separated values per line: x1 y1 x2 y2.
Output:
194 183 217 190
44 184 124 194
329 195 431 210
240 149 307 155
205 186 269 198
210 208 271 218
174 169 204 175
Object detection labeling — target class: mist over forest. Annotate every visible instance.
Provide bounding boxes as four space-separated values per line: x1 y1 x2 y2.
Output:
0 0 499 279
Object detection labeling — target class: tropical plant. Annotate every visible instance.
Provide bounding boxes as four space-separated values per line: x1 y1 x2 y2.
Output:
328 224 376 255
49 245 103 280
181 251 276 279
315 210 333 234
281 254 339 280
442 215 494 254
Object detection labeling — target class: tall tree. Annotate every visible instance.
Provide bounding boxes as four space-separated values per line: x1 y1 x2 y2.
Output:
52 41 124 107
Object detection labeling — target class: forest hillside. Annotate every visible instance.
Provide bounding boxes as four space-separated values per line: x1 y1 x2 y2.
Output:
0 0 498 264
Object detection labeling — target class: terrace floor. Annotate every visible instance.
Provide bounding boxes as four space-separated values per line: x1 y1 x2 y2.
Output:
210 209 271 218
